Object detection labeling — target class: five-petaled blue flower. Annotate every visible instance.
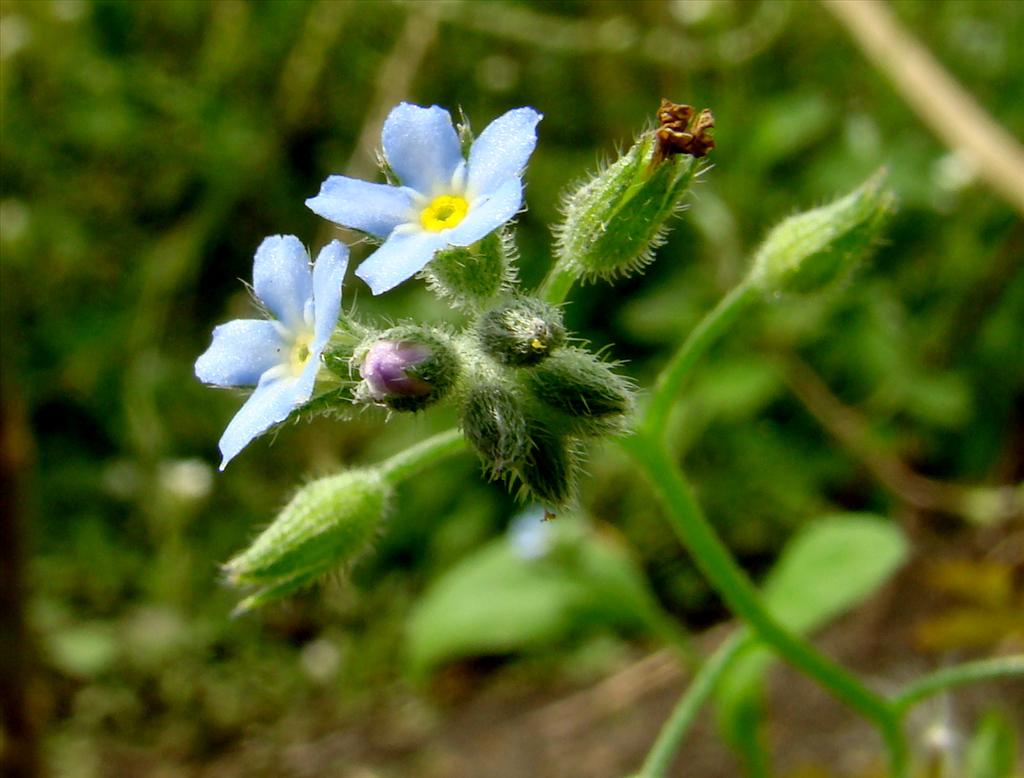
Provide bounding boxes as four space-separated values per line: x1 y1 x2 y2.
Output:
306 102 542 295
195 235 348 469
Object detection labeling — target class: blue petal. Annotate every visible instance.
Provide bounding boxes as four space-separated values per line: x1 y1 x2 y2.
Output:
448 178 523 247
253 235 313 330
354 229 447 295
195 320 288 387
381 103 462 195
218 360 319 469
311 240 349 348
466 107 541 198
305 177 416 239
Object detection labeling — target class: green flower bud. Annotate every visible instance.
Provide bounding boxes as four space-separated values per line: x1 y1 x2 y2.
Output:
477 296 566 367
553 120 702 282
749 169 896 295
525 348 633 433
225 468 391 613
460 382 529 476
517 422 577 508
355 325 459 412
421 230 512 309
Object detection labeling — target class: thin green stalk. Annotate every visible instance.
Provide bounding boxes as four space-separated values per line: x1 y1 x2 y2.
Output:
642 279 759 439
378 428 467 485
891 655 1024 715
637 630 750 778
539 262 579 306
620 434 908 776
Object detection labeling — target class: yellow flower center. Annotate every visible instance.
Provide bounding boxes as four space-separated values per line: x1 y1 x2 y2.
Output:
420 195 469 232
289 332 314 376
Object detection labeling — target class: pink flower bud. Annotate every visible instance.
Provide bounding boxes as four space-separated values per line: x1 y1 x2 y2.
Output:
360 341 434 400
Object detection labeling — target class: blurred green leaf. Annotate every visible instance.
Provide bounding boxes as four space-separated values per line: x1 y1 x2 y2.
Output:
406 519 660 677
760 513 908 632
966 710 1018 778
46 621 120 678
715 514 908 756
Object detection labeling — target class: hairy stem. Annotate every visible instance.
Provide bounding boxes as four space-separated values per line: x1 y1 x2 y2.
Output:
621 435 908 775
539 263 579 306
642 279 759 439
891 655 1024 715
378 427 467 485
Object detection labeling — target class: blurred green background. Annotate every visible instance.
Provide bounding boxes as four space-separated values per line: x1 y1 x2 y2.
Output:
2 1 1022 776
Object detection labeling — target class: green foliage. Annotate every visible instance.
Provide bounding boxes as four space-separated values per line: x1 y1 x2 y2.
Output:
714 515 909 758
406 517 666 678
966 710 1018 778
4 0 1021 771
759 513 909 632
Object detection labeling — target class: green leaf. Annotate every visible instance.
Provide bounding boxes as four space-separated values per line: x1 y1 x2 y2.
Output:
966 710 1017 778
761 513 909 632
715 514 908 759
405 520 660 678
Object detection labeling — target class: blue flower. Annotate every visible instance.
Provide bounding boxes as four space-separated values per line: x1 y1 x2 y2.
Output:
306 103 542 295
195 236 348 469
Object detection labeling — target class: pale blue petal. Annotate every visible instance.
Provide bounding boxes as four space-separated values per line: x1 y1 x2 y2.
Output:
381 103 462 195
218 361 319 469
354 229 448 295
305 177 416 239
448 178 523 246
311 240 349 348
253 235 313 330
195 320 288 387
466 107 541 198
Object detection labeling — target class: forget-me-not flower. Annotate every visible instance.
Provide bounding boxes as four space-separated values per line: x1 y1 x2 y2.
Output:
306 102 542 295
195 235 348 469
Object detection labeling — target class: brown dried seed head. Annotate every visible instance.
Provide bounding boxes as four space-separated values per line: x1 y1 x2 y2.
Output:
653 99 716 164
657 98 694 128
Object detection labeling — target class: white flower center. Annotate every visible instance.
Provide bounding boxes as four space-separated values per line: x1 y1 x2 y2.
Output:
288 331 314 376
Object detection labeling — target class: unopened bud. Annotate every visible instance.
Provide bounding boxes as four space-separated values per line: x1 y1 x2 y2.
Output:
553 101 707 282
422 230 510 308
357 327 459 412
225 468 391 612
477 296 566 367
518 423 576 508
749 169 896 295
460 382 529 475
526 348 633 433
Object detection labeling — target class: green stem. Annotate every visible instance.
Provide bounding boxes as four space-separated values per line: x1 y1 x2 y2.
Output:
642 279 759 439
378 428 467 485
539 262 579 306
890 655 1024 715
620 434 908 775
637 630 750 778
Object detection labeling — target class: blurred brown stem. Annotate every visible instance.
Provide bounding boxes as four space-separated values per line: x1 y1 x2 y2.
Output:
822 0 1024 215
0 379 39 777
780 355 1022 525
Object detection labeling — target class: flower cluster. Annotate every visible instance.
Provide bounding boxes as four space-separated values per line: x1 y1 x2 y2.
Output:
196 99 698 513
196 103 541 466
198 98 716 608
